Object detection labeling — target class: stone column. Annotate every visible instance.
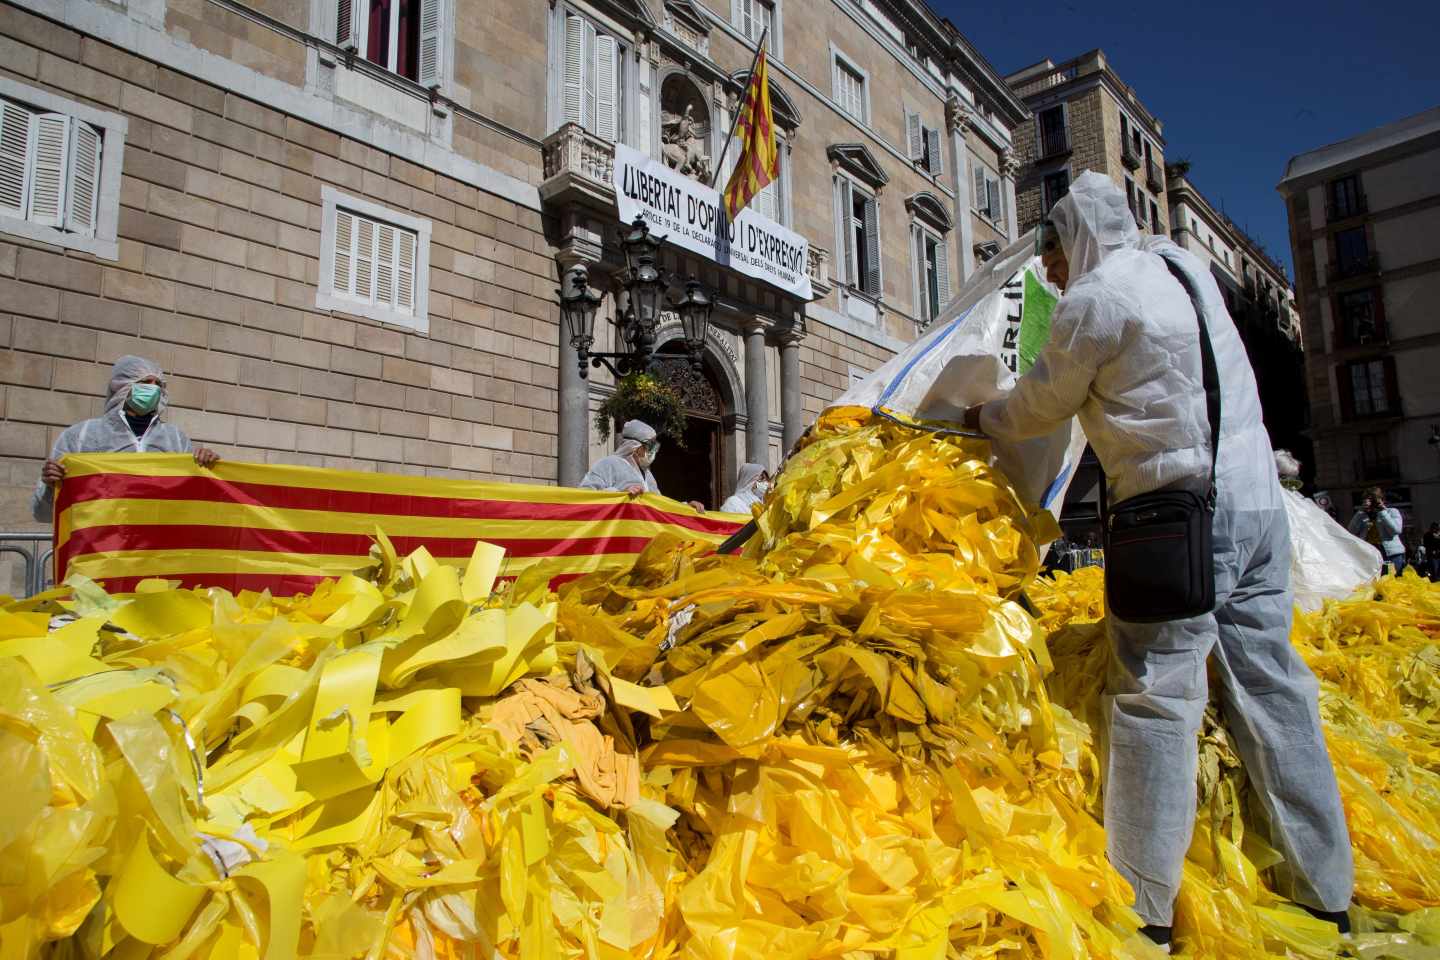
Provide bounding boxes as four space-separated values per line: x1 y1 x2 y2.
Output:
743 318 769 465
778 323 805 455
1000 150 1020 244
557 330 589 487
945 95 976 282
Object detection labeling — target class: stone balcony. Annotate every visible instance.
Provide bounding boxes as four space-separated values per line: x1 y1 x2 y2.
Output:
540 123 616 211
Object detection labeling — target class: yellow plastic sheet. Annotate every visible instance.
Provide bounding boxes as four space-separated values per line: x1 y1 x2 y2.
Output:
3 408 1439 959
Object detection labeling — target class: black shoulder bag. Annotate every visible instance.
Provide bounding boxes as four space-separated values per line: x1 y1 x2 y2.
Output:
1100 257 1221 623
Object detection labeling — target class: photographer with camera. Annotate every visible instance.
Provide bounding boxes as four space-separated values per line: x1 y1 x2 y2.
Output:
1348 486 1406 574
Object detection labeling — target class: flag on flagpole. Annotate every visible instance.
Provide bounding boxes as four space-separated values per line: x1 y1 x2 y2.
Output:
722 48 780 219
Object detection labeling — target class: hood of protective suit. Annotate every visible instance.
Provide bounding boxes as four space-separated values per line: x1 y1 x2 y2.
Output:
1050 171 1140 282
736 462 766 491
105 355 168 416
615 419 658 460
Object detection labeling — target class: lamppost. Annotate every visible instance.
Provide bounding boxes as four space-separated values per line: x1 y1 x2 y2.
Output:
556 217 713 379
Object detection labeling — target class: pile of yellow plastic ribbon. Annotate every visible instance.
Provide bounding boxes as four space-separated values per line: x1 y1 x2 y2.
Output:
2 407 1439 958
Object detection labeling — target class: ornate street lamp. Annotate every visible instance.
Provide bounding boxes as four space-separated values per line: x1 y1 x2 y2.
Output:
672 276 713 370
556 218 714 380
557 265 603 369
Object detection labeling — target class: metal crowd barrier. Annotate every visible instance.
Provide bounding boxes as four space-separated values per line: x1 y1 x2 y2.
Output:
0 532 54 598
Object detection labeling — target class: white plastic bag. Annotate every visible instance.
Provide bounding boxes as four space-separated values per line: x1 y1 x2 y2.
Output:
834 232 1088 527
1282 487 1382 611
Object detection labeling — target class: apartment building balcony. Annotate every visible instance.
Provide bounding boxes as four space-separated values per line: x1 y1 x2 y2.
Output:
806 245 832 298
1145 157 1164 193
1329 253 1379 281
1121 142 1140 171
540 123 616 211
1038 129 1070 160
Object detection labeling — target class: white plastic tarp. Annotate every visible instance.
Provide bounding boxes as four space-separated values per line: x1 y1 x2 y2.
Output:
834 231 1087 532
1282 488 1383 611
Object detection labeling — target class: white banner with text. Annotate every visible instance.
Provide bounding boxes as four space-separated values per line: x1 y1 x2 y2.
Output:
613 144 813 301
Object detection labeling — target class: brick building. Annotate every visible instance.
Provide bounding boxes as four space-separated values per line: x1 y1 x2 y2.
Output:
1005 50 1167 238
1279 107 1440 532
0 0 1025 536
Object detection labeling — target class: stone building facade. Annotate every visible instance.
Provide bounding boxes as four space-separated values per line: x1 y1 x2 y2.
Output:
1168 172 1308 472
1279 107 1440 533
0 0 1025 534
1005 50 1167 238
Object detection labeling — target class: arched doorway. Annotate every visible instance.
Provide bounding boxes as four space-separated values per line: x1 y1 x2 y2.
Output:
648 342 731 509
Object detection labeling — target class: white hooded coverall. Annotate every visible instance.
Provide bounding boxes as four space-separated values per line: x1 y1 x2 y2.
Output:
720 462 766 514
579 419 660 493
980 172 1352 926
32 356 192 522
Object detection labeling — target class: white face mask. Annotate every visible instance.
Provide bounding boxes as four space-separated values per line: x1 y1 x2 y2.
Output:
637 442 659 469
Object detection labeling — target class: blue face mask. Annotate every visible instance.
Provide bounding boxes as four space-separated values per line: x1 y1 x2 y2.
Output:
128 382 162 415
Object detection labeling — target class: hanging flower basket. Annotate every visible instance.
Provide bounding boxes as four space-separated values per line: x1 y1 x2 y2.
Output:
595 373 688 447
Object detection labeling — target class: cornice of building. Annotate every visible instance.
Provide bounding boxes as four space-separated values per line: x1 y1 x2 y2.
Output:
1279 105 1440 192
1170 174 1290 288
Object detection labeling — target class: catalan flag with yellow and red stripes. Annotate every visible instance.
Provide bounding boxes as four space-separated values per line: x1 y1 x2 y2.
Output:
53 454 744 596
723 48 780 220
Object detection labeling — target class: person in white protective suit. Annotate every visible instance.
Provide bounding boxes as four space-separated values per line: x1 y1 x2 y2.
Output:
720 462 769 514
579 419 705 511
960 172 1352 947
33 356 219 522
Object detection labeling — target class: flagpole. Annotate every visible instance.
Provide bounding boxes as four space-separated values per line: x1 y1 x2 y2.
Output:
709 26 768 191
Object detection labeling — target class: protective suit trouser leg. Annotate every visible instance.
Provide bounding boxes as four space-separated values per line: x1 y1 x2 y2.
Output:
1209 509 1353 913
1104 601 1213 927
1104 506 1353 927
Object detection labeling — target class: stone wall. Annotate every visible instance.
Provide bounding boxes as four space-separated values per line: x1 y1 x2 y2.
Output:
0 8 561 531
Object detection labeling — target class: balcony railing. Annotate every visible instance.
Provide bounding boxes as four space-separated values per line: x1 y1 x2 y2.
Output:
1011 65 1079 98
1145 157 1164 192
1329 253 1378 281
1121 142 1140 170
540 122 617 209
806 245 832 298
1038 128 1070 159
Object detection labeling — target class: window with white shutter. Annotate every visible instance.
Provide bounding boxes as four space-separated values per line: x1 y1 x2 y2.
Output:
924 127 942 177
833 53 866 123
912 224 950 326
336 0 446 87
0 82 123 258
834 174 880 301
735 0 776 47
559 11 624 142
906 110 923 162
972 162 987 217
318 187 432 332
970 158 1003 225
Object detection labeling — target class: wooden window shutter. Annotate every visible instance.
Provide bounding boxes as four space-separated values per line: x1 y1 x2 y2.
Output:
581 20 598 132
739 0 755 40
911 225 924 316
987 179 1001 225
562 15 585 127
65 121 101 236
336 0 361 50
416 0 444 89
925 127 943 176
0 98 32 219
396 229 417 313
836 177 853 285
1383 356 1400 415
333 210 355 296
1338 363 1356 421
936 237 950 308
593 34 618 143
355 216 376 301
376 223 396 308
28 113 69 228
862 193 880 295
906 110 922 162
972 162 985 215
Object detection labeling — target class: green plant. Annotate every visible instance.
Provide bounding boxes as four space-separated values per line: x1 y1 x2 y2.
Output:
595 373 688 447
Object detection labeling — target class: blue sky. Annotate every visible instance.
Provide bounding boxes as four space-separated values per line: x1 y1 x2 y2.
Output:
938 1 1436 279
